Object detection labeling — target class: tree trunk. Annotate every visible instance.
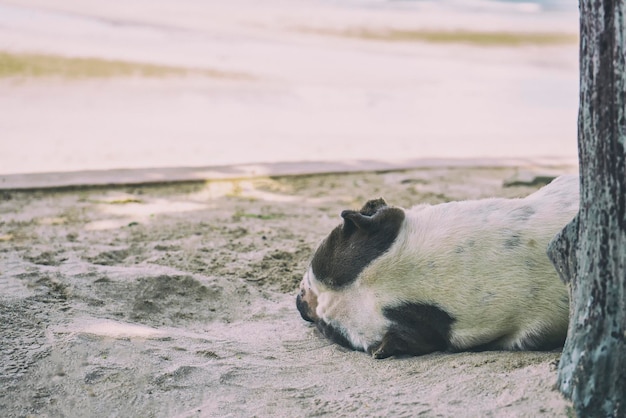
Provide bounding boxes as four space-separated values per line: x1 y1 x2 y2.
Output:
546 1 626 417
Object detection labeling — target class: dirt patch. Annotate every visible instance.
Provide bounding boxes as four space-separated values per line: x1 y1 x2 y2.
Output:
0 166 576 417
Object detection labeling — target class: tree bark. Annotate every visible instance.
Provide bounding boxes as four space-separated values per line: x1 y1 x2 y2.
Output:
547 1 626 417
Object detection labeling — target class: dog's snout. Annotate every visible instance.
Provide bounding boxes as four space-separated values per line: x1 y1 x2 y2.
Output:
296 293 315 323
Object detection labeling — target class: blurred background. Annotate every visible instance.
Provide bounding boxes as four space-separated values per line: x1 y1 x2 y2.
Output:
0 0 579 176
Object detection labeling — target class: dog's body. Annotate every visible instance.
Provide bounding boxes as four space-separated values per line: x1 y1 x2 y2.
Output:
296 175 579 358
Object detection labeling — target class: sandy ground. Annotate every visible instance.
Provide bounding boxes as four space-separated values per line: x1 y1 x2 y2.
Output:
1 2 581 416
0 165 578 417
0 0 579 174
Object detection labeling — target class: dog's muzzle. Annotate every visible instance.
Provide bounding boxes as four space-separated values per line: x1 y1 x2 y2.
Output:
296 292 315 323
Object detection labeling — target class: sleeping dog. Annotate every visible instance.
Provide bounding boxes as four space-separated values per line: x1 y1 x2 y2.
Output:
296 175 579 358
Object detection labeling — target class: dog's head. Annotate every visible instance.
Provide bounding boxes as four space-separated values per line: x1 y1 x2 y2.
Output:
296 198 407 350
296 198 404 320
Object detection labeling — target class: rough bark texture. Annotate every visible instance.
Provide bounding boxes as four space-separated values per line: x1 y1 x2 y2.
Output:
547 1 626 417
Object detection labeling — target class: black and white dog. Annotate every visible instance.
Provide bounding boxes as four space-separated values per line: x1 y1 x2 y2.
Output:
296 175 579 358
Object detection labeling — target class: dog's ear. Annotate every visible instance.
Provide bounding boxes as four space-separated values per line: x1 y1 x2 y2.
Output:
341 198 391 233
341 210 375 232
359 198 388 216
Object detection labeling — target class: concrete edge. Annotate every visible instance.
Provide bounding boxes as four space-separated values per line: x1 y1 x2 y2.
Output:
0 157 579 191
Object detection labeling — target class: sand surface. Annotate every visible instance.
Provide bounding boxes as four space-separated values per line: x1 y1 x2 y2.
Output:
0 165 577 417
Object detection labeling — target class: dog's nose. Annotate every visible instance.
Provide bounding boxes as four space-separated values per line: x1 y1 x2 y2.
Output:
296 293 314 323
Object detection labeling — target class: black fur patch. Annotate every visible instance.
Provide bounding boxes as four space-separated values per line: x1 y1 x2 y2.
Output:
522 331 567 351
316 320 357 351
296 294 314 323
311 198 405 288
370 302 455 358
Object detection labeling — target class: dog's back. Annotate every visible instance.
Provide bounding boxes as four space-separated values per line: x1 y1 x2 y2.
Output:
365 175 578 351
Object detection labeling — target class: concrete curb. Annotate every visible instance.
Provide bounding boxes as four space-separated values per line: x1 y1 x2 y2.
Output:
0 157 578 191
